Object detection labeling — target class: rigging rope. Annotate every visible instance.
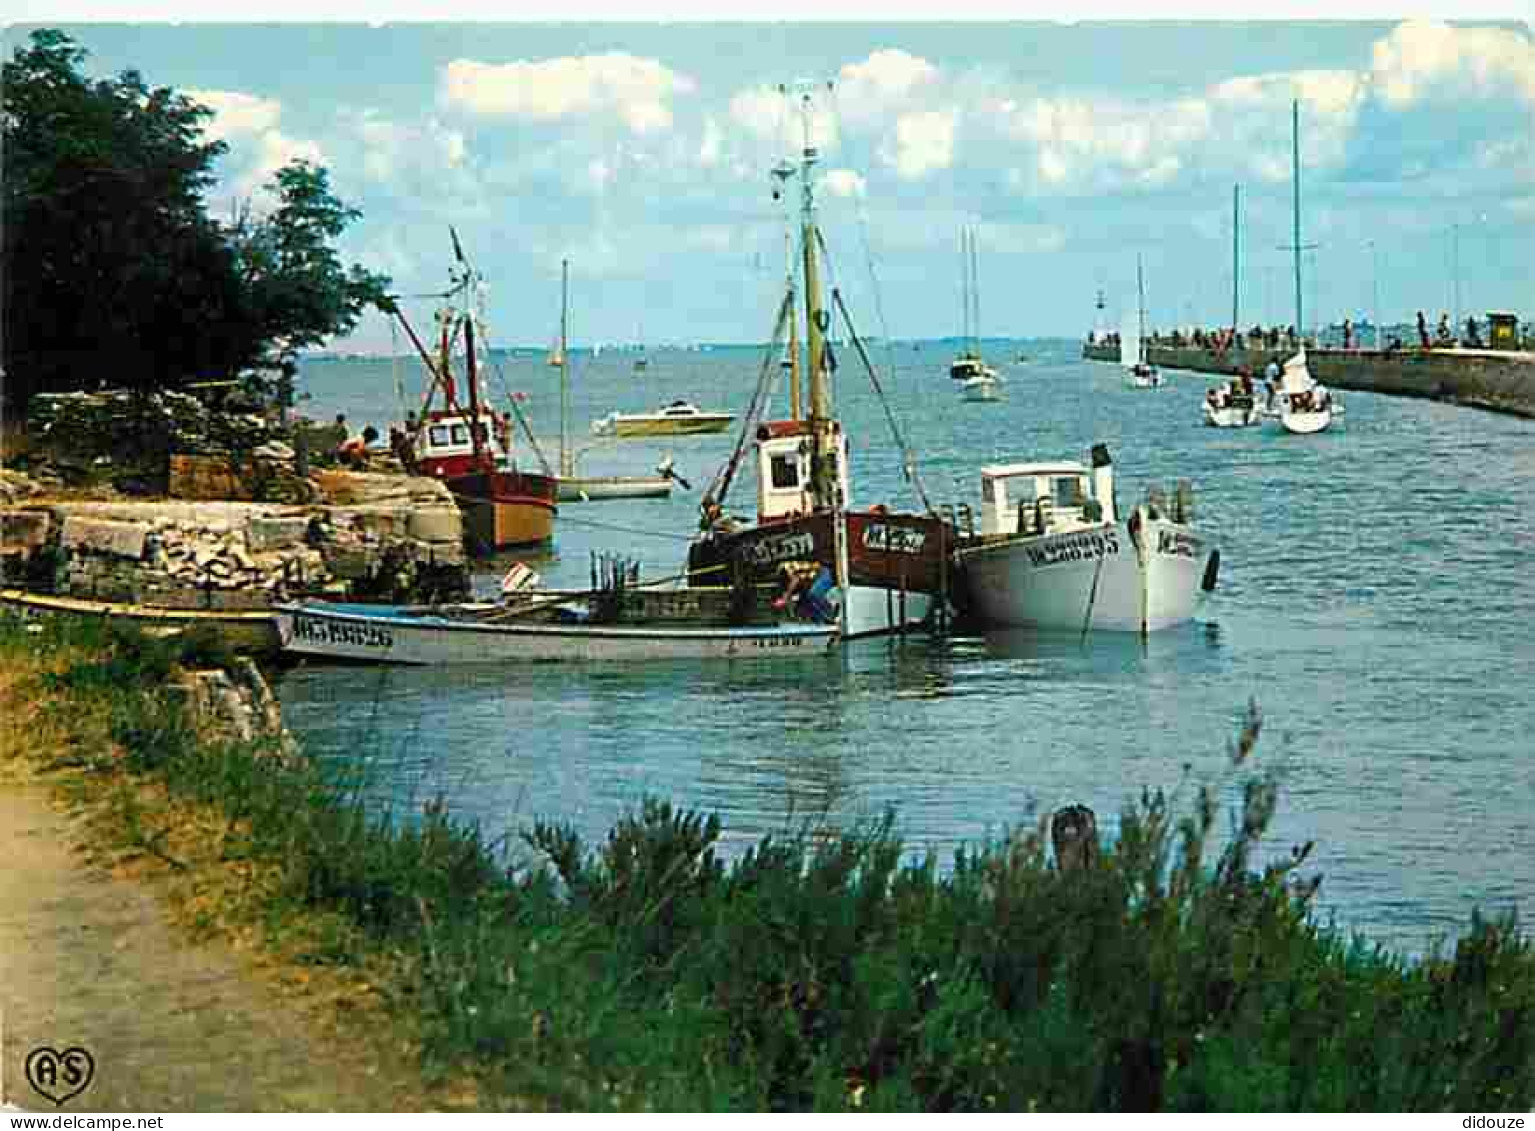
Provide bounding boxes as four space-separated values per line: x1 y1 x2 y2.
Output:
829 282 935 515
699 288 793 517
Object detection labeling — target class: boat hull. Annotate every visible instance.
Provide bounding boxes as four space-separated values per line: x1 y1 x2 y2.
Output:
687 509 953 638
961 377 1003 402
598 416 734 438
954 515 1209 634
1203 403 1261 427
448 470 558 550
1279 408 1333 434
556 475 673 502
275 602 838 664
1 588 280 655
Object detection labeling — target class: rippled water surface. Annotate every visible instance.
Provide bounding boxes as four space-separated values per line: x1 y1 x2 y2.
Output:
280 343 1535 953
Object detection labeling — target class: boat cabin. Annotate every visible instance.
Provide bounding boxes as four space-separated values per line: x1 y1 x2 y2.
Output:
412 408 512 479
977 458 1115 539
754 419 849 522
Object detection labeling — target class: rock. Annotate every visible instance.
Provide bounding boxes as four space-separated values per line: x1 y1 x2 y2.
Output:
247 515 310 551
60 516 151 560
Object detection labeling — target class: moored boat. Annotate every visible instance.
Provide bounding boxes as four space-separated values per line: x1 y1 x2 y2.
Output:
952 445 1218 635
391 235 558 551
275 599 837 665
550 260 677 501
591 400 735 438
1122 256 1163 388
1 587 281 655
685 85 954 639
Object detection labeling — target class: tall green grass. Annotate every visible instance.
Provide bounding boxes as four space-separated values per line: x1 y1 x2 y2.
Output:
3 614 1531 1110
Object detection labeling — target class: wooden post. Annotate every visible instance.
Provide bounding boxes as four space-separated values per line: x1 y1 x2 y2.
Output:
1051 805 1098 871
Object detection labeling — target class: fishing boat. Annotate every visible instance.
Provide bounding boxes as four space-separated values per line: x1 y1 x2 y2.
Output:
275 600 837 665
391 233 558 551
549 260 675 501
590 400 734 438
1 587 281 655
949 227 1003 403
952 445 1218 635
1269 348 1336 434
1123 256 1162 388
684 84 955 639
1202 375 1262 427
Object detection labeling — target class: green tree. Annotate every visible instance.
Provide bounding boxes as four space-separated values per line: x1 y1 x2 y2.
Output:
229 160 393 371
1 29 390 410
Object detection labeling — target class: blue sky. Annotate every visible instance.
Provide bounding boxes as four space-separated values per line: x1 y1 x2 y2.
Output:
6 4 1533 350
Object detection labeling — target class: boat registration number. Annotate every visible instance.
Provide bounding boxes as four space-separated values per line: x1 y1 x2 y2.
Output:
862 523 927 554
740 530 817 566
291 613 395 649
1025 530 1121 569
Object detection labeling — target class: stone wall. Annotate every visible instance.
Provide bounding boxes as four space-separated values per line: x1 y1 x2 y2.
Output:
1 471 468 608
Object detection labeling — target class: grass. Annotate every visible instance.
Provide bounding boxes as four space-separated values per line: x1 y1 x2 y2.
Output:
1 613 1531 1111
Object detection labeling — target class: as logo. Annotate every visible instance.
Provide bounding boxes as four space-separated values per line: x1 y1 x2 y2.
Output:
25 1046 95 1106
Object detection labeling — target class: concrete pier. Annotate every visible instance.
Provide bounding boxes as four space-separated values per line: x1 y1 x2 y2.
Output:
1081 342 1535 419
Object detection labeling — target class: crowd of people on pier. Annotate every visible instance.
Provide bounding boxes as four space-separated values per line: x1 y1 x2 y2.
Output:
1088 311 1504 354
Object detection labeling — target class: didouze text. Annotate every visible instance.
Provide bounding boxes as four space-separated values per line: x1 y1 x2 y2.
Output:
1156 529 1202 559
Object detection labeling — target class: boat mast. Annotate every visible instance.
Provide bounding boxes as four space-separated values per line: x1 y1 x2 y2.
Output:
559 258 571 478
1232 183 1241 332
796 87 835 512
1137 254 1147 366
970 227 982 356
1292 99 1303 343
451 229 487 470
772 155 801 420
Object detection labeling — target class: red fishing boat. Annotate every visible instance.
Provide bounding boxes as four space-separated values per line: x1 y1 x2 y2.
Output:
388 234 557 552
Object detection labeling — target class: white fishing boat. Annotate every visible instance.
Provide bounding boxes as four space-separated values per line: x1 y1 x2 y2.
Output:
1122 256 1162 388
953 445 1218 635
949 227 1005 402
591 400 735 438
1202 376 1262 427
275 600 837 665
550 260 675 501
1270 348 1336 434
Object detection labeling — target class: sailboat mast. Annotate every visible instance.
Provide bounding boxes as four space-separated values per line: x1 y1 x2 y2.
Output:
786 226 802 420
1232 183 1241 332
1292 99 1303 342
1137 254 1147 365
797 90 835 510
559 258 570 478
971 227 982 353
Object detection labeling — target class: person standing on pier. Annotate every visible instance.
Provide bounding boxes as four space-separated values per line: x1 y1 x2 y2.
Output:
1417 311 1431 349
1343 318 1354 350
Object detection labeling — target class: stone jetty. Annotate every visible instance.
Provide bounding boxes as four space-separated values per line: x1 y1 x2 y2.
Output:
1082 341 1535 419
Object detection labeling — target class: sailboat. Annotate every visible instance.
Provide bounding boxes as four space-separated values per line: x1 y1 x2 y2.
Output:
1123 255 1162 388
551 260 677 502
684 86 954 639
1265 100 1339 436
390 232 558 551
952 226 1003 402
633 323 649 372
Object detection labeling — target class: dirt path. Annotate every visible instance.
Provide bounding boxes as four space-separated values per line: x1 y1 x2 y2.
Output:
0 783 429 1112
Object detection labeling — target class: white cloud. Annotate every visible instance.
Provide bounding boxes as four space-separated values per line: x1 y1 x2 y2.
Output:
836 49 940 126
823 167 867 198
244 131 327 198
350 111 468 185
440 53 697 135
1371 20 1535 109
884 110 956 180
698 117 724 167
186 89 282 141
728 84 839 153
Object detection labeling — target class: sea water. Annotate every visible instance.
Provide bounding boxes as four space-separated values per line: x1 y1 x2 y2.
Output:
278 342 1535 954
